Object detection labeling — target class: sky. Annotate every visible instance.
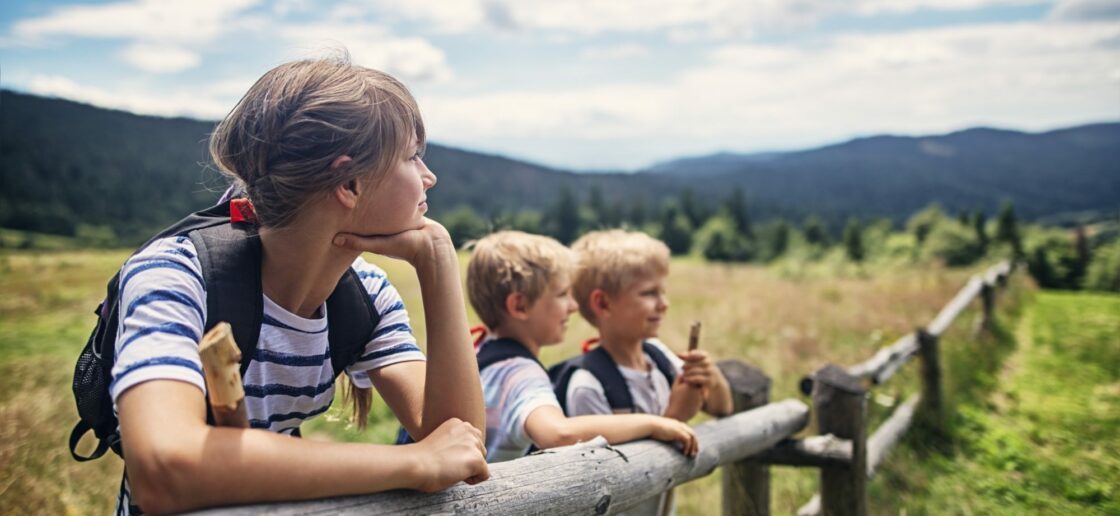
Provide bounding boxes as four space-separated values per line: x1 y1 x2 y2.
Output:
2 0 1118 171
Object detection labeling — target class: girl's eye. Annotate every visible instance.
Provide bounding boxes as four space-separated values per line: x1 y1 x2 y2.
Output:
410 152 422 161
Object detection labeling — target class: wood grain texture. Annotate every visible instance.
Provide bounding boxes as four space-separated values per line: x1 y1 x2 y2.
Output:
189 400 810 515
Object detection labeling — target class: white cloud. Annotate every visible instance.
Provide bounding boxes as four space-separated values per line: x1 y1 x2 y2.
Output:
579 43 650 60
10 0 261 45
1049 0 1120 20
280 24 453 83
370 0 1048 36
119 43 201 73
420 19 1120 168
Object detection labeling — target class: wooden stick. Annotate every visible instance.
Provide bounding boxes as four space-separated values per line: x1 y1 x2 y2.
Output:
198 322 249 428
688 321 701 351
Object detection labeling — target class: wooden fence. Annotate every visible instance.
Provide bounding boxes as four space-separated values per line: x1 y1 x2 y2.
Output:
791 260 1014 516
191 260 1013 515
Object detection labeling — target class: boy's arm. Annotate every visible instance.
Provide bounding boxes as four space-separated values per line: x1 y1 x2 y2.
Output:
701 368 734 417
117 379 487 514
663 381 705 421
524 406 697 456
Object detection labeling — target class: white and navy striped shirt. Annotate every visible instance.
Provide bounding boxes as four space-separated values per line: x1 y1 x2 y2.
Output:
111 235 424 514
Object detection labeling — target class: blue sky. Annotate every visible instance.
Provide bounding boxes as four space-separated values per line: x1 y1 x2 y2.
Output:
2 0 1118 170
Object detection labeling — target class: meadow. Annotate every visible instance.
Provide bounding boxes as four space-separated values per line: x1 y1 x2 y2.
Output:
1 244 1115 514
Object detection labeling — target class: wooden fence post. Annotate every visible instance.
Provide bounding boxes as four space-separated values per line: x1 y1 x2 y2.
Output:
718 359 772 516
974 281 995 335
916 329 943 434
812 364 867 516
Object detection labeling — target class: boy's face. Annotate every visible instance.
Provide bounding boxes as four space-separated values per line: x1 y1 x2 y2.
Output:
602 273 669 340
525 274 579 346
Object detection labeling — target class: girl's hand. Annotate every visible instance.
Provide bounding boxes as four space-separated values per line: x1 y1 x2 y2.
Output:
649 417 699 457
410 418 489 492
677 350 717 390
333 217 455 268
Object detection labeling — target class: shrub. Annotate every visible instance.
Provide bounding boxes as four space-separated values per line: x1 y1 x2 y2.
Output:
1083 240 1120 292
924 222 984 266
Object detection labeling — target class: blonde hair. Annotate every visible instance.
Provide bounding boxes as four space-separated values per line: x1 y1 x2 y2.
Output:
209 53 425 228
467 231 574 330
209 53 424 428
571 229 670 325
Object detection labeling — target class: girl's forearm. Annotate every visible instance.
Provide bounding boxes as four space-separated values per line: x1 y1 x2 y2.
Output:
413 240 485 437
129 425 424 514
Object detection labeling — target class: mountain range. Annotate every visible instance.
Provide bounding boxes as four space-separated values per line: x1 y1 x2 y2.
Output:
2 89 1116 243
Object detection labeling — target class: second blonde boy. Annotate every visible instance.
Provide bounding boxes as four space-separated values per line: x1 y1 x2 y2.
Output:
467 231 699 462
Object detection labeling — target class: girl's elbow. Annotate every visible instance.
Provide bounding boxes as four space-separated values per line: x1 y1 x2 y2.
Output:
127 443 202 513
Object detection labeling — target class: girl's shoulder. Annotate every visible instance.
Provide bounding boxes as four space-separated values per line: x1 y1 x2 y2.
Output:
349 255 390 284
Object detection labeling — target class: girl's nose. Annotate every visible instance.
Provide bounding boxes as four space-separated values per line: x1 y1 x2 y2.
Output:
420 160 437 189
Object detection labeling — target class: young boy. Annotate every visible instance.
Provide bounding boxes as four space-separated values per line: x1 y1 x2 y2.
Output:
467 231 699 463
568 229 734 514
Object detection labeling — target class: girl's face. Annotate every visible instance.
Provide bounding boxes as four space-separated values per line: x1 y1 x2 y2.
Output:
350 136 436 235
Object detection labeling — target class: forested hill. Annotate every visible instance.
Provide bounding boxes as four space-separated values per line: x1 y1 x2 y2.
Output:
2 89 1117 244
647 123 1120 221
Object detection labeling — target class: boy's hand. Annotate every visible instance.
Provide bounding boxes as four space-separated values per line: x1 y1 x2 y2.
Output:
333 217 455 268
411 418 489 492
649 417 699 457
677 350 719 391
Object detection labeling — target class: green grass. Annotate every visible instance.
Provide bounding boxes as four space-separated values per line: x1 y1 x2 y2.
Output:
2 246 1083 515
872 291 1120 515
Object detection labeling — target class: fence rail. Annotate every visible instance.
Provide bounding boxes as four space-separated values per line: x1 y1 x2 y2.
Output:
796 260 1013 516
193 393 807 515
189 260 1013 515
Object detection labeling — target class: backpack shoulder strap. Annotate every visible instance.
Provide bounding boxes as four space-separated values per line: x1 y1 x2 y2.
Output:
189 220 262 376
642 341 678 385
582 347 635 413
476 338 541 372
326 267 379 379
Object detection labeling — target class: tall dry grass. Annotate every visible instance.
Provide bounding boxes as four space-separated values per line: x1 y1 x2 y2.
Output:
0 248 1016 514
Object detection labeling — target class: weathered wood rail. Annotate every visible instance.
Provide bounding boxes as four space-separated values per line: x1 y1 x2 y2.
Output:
190 365 806 515
793 260 1014 516
187 261 1013 515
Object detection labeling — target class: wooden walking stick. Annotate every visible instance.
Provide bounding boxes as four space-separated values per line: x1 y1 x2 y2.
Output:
198 322 249 428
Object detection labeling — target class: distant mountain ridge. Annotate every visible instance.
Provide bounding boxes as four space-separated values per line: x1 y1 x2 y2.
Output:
2 89 1117 243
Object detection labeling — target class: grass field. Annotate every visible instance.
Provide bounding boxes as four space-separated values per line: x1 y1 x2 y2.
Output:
3 246 1113 514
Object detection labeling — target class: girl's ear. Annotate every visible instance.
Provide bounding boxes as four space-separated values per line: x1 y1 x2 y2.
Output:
330 156 359 209
505 292 531 321
589 289 610 319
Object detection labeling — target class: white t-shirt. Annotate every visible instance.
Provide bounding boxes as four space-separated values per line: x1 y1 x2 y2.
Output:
110 236 424 514
564 339 684 516
478 340 562 463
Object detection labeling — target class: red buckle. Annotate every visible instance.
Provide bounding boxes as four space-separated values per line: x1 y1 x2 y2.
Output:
230 198 258 223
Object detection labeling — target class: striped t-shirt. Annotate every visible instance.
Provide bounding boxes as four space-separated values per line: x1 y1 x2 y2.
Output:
110 235 424 514
478 339 561 463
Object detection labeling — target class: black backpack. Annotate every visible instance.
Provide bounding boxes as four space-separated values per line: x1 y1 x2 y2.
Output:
548 341 677 414
69 199 380 461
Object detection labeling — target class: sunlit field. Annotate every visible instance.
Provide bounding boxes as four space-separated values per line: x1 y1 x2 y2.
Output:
0 247 1053 514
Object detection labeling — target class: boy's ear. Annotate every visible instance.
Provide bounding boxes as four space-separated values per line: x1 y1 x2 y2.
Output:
504 292 531 321
588 288 610 319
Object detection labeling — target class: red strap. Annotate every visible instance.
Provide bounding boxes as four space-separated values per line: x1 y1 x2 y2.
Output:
470 325 488 348
230 198 258 223
581 336 600 353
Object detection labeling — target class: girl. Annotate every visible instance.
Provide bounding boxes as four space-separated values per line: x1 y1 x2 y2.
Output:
113 55 488 514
